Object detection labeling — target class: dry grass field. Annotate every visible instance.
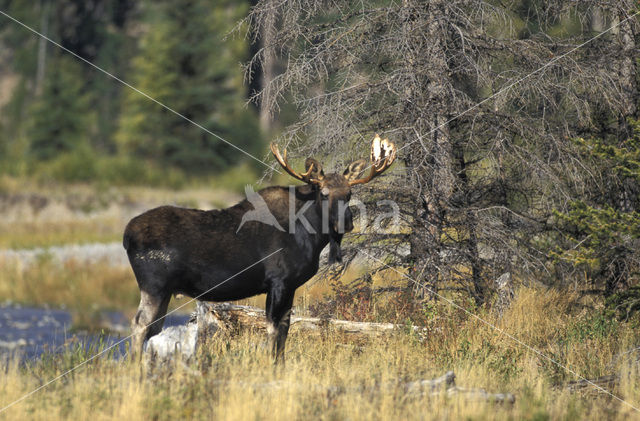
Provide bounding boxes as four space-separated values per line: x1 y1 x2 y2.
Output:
1 183 639 420
1 286 639 420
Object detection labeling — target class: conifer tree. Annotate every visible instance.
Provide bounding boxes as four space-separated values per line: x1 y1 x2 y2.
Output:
28 55 92 161
553 121 640 295
116 0 261 174
248 0 639 303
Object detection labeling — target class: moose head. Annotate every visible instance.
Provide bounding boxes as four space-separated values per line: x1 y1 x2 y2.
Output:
270 135 397 263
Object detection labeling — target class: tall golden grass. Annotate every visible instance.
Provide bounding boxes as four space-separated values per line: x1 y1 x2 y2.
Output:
0 286 639 420
0 259 134 309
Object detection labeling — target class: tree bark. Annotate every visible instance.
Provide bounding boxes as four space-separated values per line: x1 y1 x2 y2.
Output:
614 8 638 119
259 0 276 133
35 0 51 96
402 0 455 298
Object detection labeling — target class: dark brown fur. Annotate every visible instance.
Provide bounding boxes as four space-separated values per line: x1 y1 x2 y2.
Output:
125 166 364 362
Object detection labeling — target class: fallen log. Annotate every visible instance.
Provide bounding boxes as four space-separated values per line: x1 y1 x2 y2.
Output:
147 301 433 362
208 371 514 404
197 301 432 337
221 371 454 395
564 374 619 393
437 386 516 404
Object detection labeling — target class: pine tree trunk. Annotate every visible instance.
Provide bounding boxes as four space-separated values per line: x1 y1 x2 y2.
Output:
259 0 276 133
402 0 454 297
35 0 50 96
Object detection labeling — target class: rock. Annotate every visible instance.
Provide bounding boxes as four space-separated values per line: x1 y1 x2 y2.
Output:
143 301 222 362
145 323 198 362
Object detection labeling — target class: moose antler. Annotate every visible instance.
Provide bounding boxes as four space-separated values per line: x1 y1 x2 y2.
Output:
270 143 322 184
348 135 397 186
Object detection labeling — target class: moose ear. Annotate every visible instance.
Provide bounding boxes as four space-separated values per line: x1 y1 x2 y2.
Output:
305 158 324 180
343 159 367 181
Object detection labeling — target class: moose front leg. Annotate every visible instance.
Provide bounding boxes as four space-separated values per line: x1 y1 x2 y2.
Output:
265 286 295 364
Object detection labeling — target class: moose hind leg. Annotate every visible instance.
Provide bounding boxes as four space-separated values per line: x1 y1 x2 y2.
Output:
131 291 170 358
265 287 295 364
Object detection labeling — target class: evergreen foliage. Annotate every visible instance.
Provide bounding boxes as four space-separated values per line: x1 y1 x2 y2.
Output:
28 55 93 161
0 0 261 179
115 0 260 174
553 121 640 295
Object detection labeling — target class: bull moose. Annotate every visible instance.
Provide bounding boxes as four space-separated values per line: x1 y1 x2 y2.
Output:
123 136 396 361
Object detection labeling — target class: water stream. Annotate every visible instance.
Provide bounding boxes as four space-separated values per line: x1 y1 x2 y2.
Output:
0 303 189 361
